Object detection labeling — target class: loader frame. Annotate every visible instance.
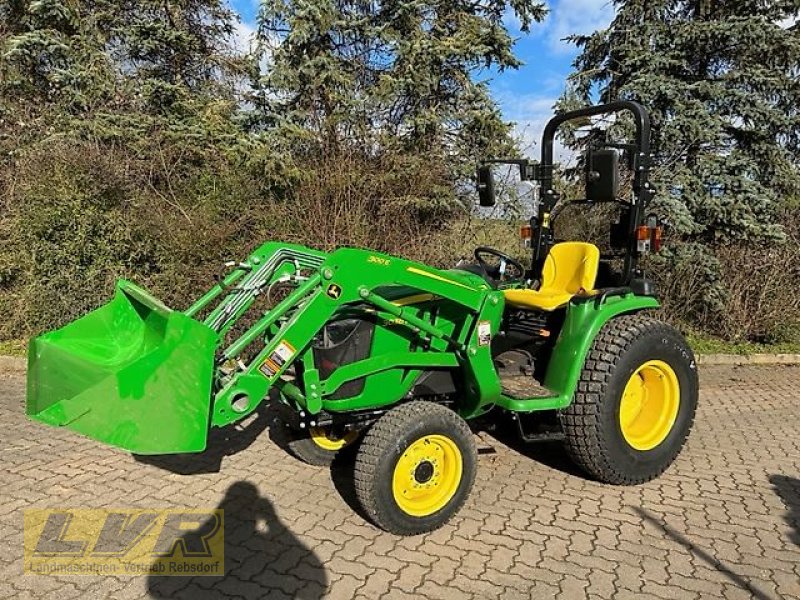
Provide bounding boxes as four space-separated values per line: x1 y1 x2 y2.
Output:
192 243 656 433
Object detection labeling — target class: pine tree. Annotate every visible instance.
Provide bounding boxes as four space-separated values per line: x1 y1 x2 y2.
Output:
559 1 800 319
252 0 547 187
561 1 800 247
0 0 113 110
0 0 245 115
115 0 245 112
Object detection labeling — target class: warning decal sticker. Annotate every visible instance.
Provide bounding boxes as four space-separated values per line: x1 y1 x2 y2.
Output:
477 320 492 346
259 340 296 379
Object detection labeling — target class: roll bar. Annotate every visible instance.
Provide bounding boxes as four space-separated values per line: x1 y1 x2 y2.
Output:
531 101 654 284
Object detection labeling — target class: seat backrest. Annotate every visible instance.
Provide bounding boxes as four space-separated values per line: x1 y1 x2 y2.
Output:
540 242 600 295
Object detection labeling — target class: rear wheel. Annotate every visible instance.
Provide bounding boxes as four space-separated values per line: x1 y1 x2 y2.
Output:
559 315 698 484
354 401 477 535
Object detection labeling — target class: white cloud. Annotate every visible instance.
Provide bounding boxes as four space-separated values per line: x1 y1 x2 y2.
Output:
543 0 615 54
232 18 256 55
779 12 798 29
496 91 578 163
503 1 615 53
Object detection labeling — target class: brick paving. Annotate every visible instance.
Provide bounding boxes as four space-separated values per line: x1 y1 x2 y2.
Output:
1 365 799 599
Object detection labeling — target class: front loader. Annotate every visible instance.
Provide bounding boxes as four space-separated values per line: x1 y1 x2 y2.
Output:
27 102 698 535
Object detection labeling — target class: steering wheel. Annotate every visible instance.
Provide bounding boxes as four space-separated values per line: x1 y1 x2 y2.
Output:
474 247 526 282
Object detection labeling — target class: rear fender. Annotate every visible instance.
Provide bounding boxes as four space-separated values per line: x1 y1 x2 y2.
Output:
542 294 660 409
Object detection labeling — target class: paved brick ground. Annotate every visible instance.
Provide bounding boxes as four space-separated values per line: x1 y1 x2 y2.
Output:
2 365 800 599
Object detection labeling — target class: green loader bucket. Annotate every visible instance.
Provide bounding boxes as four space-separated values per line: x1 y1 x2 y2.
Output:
26 280 218 454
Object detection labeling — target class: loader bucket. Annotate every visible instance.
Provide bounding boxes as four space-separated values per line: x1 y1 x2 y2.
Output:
26 280 218 455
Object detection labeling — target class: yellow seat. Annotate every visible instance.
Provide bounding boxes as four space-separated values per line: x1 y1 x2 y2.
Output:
504 242 600 311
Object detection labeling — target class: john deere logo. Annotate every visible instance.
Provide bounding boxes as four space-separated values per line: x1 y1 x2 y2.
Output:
326 284 342 299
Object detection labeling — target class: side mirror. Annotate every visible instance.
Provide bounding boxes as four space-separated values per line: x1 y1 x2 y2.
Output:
477 165 496 207
586 149 619 202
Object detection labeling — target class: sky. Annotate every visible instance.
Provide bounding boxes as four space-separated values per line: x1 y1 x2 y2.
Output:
228 0 617 156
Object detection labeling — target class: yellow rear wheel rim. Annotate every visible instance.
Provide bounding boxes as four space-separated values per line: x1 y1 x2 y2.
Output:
309 426 358 452
392 434 462 517
619 360 680 451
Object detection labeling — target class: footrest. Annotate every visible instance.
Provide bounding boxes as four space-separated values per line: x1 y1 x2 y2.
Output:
500 374 555 399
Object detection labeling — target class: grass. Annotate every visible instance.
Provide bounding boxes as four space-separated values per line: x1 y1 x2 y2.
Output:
685 331 800 356
0 339 26 357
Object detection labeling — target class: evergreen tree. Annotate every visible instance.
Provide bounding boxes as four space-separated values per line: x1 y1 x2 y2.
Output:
0 0 113 110
115 0 245 112
561 1 800 250
252 0 547 189
0 0 245 115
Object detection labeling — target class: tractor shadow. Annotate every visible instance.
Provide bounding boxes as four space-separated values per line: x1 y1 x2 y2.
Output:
134 406 272 475
481 419 587 479
328 443 373 523
633 507 774 600
769 474 800 546
147 480 328 600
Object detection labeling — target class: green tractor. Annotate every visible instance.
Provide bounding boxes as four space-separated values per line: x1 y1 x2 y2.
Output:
27 102 698 535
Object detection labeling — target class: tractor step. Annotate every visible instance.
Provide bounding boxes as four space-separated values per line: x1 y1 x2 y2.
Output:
495 349 556 400
500 374 554 399
511 413 564 443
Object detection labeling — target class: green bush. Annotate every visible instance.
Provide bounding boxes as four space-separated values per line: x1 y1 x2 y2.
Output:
654 211 800 343
0 134 263 336
0 135 468 338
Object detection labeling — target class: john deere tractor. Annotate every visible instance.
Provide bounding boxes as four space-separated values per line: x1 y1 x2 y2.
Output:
27 102 698 535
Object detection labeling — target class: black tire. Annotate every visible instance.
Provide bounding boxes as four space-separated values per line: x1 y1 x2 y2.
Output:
272 422 358 467
354 401 477 535
559 315 698 485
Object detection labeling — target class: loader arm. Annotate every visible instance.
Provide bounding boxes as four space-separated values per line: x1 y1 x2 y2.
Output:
211 247 505 426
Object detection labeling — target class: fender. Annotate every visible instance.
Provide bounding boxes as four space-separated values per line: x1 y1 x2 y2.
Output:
497 293 660 412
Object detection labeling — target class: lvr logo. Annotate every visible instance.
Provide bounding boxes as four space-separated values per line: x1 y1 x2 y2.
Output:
24 509 224 575
33 511 220 556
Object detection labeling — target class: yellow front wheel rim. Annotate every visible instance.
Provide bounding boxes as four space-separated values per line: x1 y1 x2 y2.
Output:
309 426 358 452
619 360 681 451
392 434 463 517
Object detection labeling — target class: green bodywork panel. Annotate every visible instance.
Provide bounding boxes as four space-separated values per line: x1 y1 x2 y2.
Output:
26 241 657 454
494 293 660 412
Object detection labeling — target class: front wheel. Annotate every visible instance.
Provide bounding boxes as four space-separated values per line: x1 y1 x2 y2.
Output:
559 315 698 485
275 423 359 467
354 401 477 535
